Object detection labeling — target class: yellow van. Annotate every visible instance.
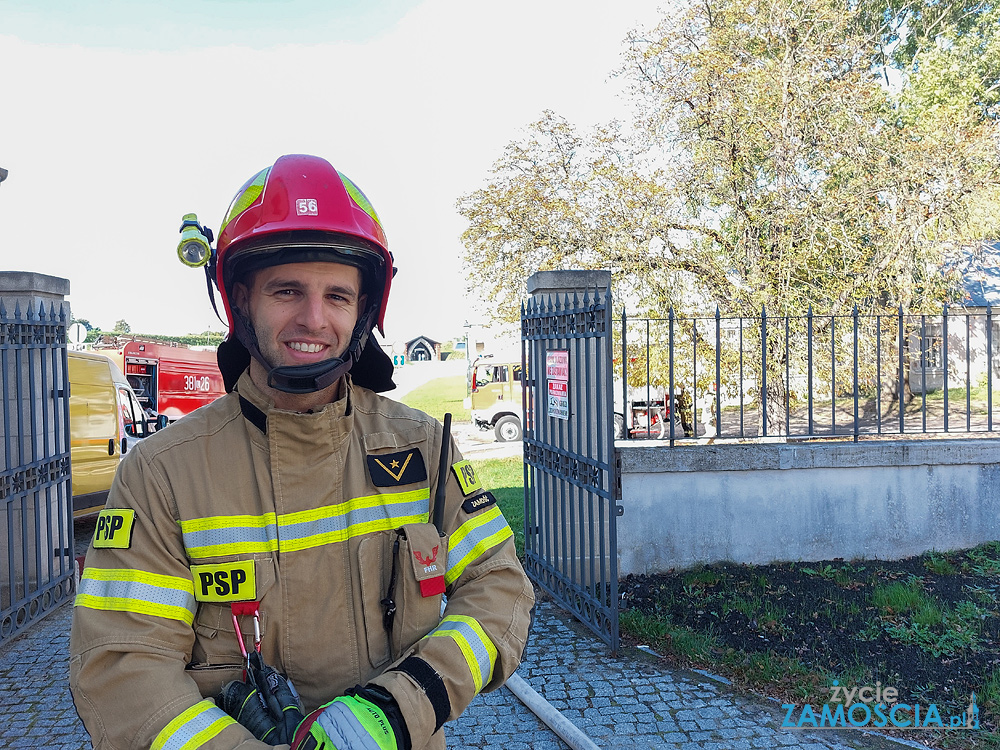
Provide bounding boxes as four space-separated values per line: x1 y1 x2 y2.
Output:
68 350 155 518
468 352 524 442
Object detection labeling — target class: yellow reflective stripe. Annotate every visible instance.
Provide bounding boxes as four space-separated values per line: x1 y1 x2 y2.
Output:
152 699 236 750
181 512 278 534
338 170 383 228
220 168 269 236
278 512 428 552
278 487 426 525
75 568 196 625
428 615 497 693
74 594 195 625
445 506 513 585
187 539 278 557
180 512 279 559
278 488 429 552
181 488 430 559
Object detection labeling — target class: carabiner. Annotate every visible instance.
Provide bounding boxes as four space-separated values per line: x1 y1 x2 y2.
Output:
230 601 261 666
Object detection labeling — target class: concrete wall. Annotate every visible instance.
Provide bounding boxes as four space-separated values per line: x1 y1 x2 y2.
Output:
617 439 1000 574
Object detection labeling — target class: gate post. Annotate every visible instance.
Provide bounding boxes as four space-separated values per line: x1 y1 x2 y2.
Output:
522 269 619 650
0 271 74 645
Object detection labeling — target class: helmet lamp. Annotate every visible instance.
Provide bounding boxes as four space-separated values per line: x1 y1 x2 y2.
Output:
177 213 214 268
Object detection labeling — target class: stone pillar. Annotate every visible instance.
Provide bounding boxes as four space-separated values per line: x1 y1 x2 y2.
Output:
0 271 71 309
0 271 71 473
526 269 611 300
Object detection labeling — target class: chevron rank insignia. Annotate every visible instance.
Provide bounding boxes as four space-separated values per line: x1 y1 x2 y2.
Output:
367 448 427 487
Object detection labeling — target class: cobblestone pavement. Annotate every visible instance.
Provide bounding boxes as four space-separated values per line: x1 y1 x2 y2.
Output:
0 583 932 750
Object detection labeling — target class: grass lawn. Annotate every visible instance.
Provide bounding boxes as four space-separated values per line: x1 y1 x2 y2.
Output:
399 376 521 552
621 547 1000 749
467 455 525 556
398 375 471 423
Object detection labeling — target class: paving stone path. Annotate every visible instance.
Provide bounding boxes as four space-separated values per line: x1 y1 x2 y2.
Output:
0 591 930 749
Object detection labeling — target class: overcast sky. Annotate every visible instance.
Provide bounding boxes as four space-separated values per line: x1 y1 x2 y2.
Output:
0 0 663 348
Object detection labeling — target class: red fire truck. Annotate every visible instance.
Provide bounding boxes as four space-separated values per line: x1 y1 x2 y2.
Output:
102 340 226 422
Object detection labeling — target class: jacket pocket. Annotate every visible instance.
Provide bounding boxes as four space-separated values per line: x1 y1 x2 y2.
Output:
363 426 429 453
391 522 448 656
360 522 450 669
184 664 245 701
189 554 276 669
358 531 393 670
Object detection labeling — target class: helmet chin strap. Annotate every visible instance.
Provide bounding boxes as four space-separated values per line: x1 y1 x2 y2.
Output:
232 305 376 395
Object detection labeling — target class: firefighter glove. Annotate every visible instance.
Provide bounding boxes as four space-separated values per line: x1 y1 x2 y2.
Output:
220 651 304 745
291 685 411 750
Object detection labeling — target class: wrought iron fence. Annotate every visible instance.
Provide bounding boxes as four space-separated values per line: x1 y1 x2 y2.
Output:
618 305 1000 443
0 299 74 645
522 286 620 651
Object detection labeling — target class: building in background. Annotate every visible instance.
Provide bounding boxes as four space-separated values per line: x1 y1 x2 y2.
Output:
404 335 440 362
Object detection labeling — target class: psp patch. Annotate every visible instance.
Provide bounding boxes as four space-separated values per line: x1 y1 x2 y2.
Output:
190 560 257 602
451 460 483 496
92 509 136 549
462 491 497 515
367 448 427 487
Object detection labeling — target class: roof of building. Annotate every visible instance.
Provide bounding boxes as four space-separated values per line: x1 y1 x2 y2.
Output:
405 335 440 347
957 241 1000 308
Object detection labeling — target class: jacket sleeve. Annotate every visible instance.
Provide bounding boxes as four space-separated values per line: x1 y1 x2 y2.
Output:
69 443 266 750
368 431 535 749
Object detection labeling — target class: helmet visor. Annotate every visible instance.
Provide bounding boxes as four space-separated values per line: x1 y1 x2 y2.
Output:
226 231 385 307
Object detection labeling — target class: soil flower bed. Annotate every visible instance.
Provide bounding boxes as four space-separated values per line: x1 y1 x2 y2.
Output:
619 542 1000 749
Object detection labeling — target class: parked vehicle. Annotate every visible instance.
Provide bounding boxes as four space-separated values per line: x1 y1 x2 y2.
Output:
619 389 677 439
68 350 161 518
466 350 684 441
101 339 225 421
468 351 524 442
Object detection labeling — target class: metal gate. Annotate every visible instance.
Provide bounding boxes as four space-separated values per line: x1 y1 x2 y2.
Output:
522 284 620 651
0 299 74 646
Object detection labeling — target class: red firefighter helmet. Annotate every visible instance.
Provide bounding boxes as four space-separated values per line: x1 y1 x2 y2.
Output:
209 155 396 394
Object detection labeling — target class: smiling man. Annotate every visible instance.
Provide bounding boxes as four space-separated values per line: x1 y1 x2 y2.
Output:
234 261 367 411
69 154 534 750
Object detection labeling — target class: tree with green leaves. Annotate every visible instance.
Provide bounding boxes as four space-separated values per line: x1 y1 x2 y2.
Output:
457 0 999 432
459 0 998 322
871 0 999 117
113 319 131 334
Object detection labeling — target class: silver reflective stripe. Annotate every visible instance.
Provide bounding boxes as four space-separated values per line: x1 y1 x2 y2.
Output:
182 519 279 557
75 568 197 624
430 616 496 692
153 700 235 750
181 491 429 558
445 507 512 584
279 495 429 546
314 700 385 750
78 575 194 611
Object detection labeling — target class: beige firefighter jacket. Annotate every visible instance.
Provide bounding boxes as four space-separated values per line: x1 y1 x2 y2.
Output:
70 370 534 750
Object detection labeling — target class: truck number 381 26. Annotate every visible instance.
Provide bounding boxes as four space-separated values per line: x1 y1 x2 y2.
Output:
184 375 212 392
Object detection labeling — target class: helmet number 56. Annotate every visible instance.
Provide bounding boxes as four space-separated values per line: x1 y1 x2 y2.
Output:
296 198 318 216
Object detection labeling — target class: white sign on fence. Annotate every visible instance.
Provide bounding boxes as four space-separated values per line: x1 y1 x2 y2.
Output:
546 350 569 420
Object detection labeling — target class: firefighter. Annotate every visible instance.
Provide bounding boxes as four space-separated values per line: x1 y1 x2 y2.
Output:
676 383 694 438
70 154 534 750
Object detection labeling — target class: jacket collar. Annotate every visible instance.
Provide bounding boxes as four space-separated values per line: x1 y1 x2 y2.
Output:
234 368 353 435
